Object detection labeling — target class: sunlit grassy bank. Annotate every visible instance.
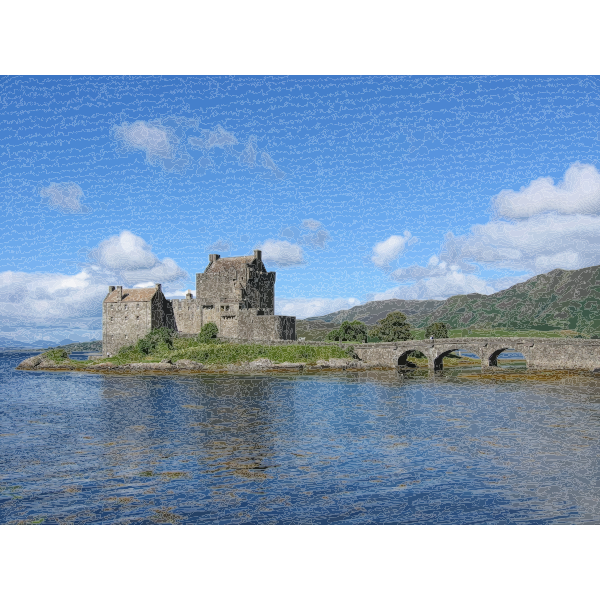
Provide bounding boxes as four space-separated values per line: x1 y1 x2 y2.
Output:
107 338 353 366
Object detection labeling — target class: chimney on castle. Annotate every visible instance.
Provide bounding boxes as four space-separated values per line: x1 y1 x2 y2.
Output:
116 286 123 301
155 283 162 293
186 289 193 300
254 249 262 261
108 286 115 293
209 254 220 263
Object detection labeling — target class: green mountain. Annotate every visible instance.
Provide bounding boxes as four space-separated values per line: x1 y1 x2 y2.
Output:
415 266 600 334
297 265 600 338
303 299 445 326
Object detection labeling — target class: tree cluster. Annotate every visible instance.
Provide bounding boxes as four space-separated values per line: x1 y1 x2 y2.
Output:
369 311 413 342
425 322 449 339
197 322 219 343
325 320 369 342
135 327 174 355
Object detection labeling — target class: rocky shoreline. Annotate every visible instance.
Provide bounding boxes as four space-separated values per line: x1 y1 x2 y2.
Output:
16 355 394 374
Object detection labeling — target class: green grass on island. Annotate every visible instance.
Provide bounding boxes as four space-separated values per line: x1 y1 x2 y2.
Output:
107 337 354 366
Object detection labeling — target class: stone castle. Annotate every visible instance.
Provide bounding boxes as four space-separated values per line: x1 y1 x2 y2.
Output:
102 250 296 356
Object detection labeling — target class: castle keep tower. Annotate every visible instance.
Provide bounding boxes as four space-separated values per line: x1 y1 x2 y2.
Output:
103 250 296 356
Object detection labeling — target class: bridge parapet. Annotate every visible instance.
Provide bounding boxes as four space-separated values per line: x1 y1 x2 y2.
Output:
353 337 600 371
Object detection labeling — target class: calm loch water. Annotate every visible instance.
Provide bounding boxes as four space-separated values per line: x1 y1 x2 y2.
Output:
2 351 600 524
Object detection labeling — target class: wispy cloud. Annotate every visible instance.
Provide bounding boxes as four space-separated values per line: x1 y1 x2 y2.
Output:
261 152 286 180
189 125 239 151
40 182 90 215
302 219 322 231
114 120 174 160
239 136 258 168
205 239 231 253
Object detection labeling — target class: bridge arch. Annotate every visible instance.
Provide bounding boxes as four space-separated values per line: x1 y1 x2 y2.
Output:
433 346 482 371
395 349 433 370
486 347 529 368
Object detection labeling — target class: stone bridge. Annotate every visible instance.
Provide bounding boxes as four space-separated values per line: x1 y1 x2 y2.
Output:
352 337 600 371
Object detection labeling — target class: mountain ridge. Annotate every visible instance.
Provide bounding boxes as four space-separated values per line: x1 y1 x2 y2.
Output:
298 265 600 337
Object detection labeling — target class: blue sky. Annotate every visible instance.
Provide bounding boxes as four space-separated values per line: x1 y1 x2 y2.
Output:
3 76 600 342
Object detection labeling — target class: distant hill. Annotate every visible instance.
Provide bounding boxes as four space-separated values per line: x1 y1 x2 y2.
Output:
415 266 600 334
297 265 600 337
304 299 445 326
0 337 102 352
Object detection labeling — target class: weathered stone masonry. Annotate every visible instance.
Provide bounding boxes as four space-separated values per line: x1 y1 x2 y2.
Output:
103 250 296 356
353 337 600 371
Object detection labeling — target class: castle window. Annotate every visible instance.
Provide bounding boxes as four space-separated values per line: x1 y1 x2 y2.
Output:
136 316 139 320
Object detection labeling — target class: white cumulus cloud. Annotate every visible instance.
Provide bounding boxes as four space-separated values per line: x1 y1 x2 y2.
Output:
87 231 187 285
0 231 189 341
259 239 304 267
370 271 496 302
275 297 361 319
492 162 600 219
40 182 90 214
462 213 600 273
371 232 413 269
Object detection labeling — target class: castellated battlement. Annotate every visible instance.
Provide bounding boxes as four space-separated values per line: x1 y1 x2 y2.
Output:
102 251 295 356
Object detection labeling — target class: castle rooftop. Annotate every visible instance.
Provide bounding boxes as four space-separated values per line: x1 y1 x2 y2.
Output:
104 287 159 303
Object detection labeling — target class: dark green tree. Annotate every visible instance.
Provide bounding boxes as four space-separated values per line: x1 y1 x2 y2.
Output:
197 321 219 343
136 327 174 355
370 311 412 342
425 322 449 339
325 320 369 342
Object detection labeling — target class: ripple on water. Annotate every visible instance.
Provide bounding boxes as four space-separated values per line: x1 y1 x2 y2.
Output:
1 352 600 524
